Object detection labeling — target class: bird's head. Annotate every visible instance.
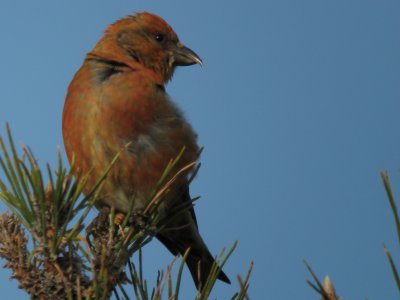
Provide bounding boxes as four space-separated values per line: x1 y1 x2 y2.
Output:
91 12 202 82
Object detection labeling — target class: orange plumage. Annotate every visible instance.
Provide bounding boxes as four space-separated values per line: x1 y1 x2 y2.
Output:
62 12 229 289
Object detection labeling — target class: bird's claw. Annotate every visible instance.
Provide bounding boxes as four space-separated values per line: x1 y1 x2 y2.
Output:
127 208 156 234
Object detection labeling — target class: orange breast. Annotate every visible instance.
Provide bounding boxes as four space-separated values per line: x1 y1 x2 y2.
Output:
62 60 199 211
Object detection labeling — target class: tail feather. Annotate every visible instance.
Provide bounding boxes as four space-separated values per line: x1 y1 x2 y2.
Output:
157 225 231 290
186 249 231 290
156 187 230 290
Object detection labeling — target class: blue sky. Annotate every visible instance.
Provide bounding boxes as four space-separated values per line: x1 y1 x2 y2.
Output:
0 0 400 299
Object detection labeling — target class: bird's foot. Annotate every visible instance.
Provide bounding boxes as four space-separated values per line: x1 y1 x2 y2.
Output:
114 212 125 226
127 208 157 235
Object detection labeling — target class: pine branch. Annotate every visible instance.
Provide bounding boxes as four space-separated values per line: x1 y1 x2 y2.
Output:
0 124 251 299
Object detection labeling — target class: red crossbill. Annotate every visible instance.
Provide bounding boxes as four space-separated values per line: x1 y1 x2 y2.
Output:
62 12 230 289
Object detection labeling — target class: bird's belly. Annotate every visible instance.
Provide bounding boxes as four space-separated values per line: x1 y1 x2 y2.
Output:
91 114 198 214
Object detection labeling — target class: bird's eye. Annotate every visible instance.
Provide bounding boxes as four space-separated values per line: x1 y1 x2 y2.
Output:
154 33 165 43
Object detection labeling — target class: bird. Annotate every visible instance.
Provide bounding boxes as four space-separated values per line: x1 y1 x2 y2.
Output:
62 11 230 289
